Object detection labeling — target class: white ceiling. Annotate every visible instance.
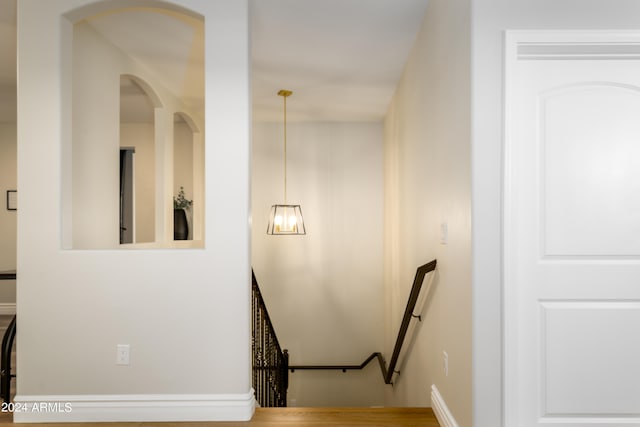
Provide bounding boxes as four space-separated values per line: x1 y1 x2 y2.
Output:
251 0 428 122
0 0 429 123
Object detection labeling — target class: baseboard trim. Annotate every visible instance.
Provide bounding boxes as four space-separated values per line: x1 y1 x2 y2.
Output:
431 384 459 427
13 391 255 423
0 303 16 315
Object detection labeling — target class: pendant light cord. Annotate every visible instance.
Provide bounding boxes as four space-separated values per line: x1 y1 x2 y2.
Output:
283 93 287 204
278 89 293 204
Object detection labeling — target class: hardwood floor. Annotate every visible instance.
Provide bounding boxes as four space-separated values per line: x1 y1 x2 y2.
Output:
0 407 439 426
246 407 440 426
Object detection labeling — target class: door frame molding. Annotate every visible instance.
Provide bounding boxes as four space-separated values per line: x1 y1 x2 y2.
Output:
502 30 640 425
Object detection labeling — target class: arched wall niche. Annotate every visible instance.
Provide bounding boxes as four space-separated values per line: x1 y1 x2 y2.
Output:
62 0 205 249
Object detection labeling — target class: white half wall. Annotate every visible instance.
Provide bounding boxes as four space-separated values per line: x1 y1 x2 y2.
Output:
383 0 471 425
16 0 251 422
252 121 385 406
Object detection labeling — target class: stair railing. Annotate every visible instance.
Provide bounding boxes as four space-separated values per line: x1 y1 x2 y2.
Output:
288 259 437 385
251 270 288 407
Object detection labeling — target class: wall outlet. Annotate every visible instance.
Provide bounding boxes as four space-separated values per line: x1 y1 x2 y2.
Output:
117 344 130 365
443 351 448 376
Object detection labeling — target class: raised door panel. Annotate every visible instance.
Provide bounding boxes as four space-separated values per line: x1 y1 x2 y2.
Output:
542 84 640 258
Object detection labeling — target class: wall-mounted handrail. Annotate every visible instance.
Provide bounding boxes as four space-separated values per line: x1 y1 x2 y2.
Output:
288 259 437 385
383 259 436 383
290 352 382 373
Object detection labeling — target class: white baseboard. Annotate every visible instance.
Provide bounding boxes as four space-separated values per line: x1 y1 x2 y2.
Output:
13 391 255 423
0 303 16 315
431 384 459 427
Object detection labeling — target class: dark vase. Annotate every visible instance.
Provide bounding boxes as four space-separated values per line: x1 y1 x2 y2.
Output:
174 208 188 240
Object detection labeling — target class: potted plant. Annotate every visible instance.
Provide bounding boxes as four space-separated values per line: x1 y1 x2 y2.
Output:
173 186 192 240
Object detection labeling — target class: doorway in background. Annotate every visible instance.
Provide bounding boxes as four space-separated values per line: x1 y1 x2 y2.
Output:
119 147 135 244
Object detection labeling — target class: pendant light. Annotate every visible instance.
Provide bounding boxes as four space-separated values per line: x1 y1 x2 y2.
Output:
267 90 306 235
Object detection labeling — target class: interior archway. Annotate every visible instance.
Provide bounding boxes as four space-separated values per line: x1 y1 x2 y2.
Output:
64 3 204 249
119 75 159 244
173 112 204 241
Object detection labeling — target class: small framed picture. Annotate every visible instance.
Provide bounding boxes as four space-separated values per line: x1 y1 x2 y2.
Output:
6 190 16 211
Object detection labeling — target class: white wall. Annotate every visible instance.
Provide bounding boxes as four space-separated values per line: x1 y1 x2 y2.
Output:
16 0 251 422
471 2 640 426
383 0 471 425
252 121 385 406
174 121 194 202
71 22 123 248
0 123 16 305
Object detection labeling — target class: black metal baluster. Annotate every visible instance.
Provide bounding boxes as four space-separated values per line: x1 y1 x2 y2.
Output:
251 270 288 407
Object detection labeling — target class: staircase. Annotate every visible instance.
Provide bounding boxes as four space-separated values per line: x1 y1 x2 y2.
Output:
251 260 437 408
251 270 288 407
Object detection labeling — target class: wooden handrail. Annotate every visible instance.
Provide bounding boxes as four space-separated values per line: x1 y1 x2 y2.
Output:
289 259 437 384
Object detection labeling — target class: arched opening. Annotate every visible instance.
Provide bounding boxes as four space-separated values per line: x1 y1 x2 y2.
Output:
63 3 204 249
173 112 203 241
120 75 160 244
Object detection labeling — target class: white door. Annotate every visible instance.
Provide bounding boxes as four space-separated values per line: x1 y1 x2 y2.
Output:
505 32 640 427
